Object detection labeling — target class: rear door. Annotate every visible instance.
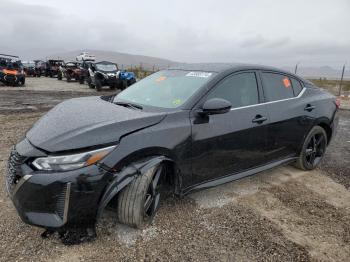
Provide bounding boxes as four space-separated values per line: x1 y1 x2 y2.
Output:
259 71 314 161
189 71 270 187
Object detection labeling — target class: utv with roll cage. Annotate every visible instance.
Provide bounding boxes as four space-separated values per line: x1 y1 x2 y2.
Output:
87 61 122 91
58 61 84 84
45 59 64 78
0 54 25 86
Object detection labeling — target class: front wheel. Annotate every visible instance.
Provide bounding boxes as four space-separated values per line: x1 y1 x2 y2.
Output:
295 126 327 170
117 164 163 228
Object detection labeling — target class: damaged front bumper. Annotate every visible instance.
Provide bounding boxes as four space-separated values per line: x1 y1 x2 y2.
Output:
6 141 114 229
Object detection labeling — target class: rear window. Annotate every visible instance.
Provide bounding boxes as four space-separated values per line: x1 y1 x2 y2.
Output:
290 78 303 96
261 72 294 101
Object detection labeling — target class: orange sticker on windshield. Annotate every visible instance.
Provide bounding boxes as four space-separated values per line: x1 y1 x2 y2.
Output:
156 76 167 82
283 77 291 88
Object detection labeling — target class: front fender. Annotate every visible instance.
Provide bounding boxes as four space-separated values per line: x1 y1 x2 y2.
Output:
96 156 172 219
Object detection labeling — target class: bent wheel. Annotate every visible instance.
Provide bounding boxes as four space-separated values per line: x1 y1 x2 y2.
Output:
117 164 163 228
295 126 327 170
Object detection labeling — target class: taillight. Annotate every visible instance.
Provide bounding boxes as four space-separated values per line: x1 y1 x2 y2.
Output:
335 98 341 109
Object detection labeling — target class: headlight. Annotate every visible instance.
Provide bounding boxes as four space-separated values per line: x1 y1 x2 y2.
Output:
32 145 116 171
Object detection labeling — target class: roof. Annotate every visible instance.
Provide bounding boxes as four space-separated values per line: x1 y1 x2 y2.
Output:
168 63 294 75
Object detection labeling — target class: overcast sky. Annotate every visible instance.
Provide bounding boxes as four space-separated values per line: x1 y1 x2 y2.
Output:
1 0 349 68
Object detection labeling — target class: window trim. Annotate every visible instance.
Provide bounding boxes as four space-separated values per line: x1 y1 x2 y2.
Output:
259 71 298 103
289 77 303 96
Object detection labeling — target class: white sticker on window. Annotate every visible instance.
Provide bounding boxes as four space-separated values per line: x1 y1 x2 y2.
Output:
186 72 212 78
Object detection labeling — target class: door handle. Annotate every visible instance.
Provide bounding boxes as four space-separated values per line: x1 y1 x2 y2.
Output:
252 115 267 124
304 104 316 112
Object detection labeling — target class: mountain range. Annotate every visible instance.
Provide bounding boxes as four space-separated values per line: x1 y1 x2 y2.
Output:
45 50 349 79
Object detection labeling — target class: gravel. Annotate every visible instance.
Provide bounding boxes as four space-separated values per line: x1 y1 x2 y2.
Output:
0 78 349 261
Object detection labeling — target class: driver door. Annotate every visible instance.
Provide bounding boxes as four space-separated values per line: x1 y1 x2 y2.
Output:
188 71 270 187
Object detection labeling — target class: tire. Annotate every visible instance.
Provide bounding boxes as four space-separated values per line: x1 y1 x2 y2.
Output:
18 78 25 86
295 126 327 170
87 78 94 89
121 80 127 90
117 165 163 228
57 73 62 80
79 77 84 84
95 79 102 91
66 75 71 82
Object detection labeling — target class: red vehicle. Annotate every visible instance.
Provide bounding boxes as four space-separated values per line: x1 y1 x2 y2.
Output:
58 62 84 83
45 60 64 77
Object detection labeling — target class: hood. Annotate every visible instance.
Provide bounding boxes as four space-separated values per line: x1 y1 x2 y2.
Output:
26 96 166 152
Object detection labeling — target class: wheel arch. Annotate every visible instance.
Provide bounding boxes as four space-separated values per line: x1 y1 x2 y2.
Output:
96 154 181 220
314 118 332 144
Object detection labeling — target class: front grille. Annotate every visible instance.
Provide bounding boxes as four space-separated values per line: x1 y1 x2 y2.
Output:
6 147 27 194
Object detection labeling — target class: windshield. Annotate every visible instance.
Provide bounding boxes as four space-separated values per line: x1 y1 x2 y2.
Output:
24 62 35 67
96 63 117 71
114 70 216 109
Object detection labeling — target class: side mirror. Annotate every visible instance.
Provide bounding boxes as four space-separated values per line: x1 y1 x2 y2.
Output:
199 98 232 115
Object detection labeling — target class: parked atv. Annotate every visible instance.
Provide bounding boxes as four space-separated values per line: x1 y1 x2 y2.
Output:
87 61 122 91
0 54 25 86
119 71 136 87
45 59 64 77
34 60 46 77
58 62 84 83
22 61 39 77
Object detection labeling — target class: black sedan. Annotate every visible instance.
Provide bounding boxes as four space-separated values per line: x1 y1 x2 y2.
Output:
6 63 339 241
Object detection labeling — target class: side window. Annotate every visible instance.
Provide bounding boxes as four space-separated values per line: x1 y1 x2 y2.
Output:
261 73 294 101
290 78 303 96
206 72 259 108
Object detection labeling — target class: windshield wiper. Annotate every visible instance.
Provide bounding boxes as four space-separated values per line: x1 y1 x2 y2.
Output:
114 101 143 110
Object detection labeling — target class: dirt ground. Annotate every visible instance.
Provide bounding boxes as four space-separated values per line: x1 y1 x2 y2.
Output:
0 78 349 262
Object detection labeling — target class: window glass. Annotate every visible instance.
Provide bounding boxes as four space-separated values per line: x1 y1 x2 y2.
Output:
206 72 259 108
290 78 303 96
261 73 294 101
115 70 216 108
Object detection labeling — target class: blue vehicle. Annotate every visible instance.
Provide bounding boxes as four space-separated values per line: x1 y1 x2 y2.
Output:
119 71 136 89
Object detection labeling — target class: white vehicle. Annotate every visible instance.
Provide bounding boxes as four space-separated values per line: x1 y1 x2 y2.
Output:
76 52 95 62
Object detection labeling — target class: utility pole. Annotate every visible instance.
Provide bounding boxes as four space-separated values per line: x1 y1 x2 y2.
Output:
294 62 300 74
338 63 346 96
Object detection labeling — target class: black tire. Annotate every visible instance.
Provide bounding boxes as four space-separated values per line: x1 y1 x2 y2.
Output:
95 79 102 91
57 73 62 80
79 77 84 84
121 80 127 90
295 126 327 170
18 78 25 86
87 78 94 89
66 75 71 82
117 165 163 228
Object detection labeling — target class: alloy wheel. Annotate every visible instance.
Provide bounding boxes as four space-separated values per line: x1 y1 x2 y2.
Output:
143 166 162 219
305 133 326 168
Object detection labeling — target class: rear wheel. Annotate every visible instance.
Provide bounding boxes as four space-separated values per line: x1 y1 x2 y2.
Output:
79 77 84 84
295 126 327 170
95 79 102 91
117 164 163 228
66 75 71 82
121 80 127 90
